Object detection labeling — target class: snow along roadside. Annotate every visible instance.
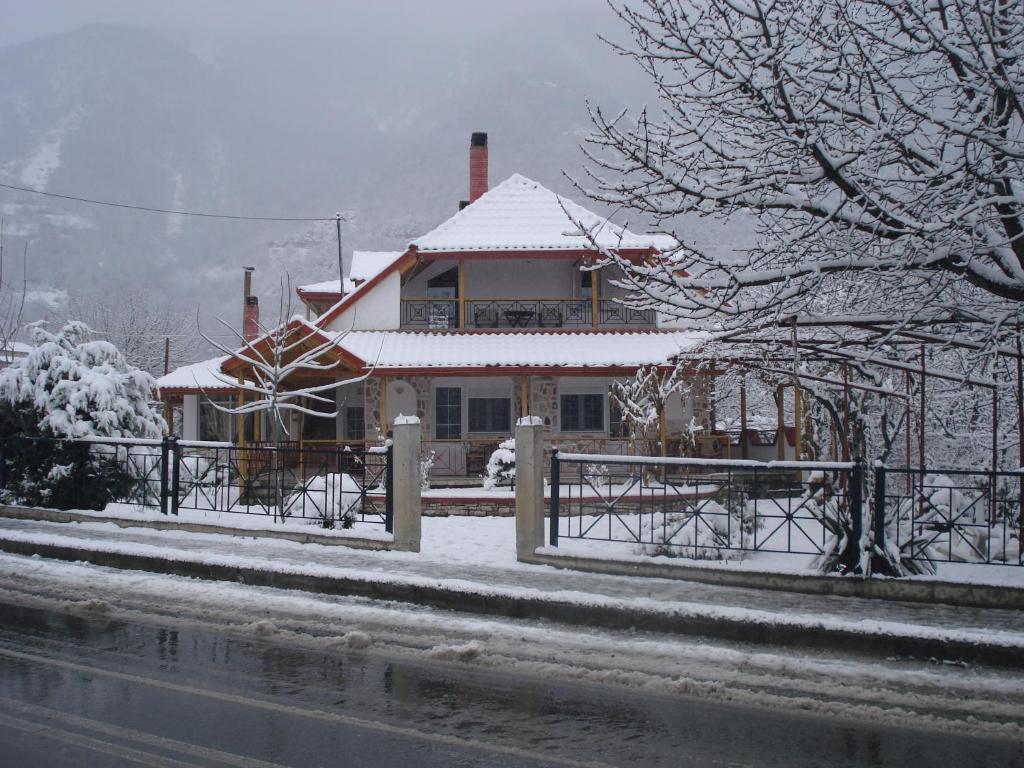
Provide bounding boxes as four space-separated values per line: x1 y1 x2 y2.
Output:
0 551 1022 744
0 524 1021 668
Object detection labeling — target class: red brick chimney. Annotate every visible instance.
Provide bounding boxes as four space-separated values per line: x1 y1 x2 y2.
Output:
242 267 260 342
469 132 488 203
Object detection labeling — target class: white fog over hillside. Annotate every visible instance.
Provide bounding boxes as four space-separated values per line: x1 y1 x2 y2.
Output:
0 1 756 364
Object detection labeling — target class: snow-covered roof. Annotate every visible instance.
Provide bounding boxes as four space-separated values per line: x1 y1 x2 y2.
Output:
1 341 32 356
298 251 404 297
411 174 677 253
297 278 355 295
335 329 704 371
157 356 235 393
351 251 403 282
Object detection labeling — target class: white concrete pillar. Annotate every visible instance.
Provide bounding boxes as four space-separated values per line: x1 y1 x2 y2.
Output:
182 395 199 441
515 416 546 560
391 415 422 552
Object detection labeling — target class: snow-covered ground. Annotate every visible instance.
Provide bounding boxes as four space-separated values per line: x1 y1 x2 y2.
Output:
0 545 1021 742
58 503 1024 587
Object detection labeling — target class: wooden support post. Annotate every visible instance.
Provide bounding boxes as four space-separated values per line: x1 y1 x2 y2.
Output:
739 376 749 460
1018 329 1023 555
520 376 529 418
793 385 802 462
590 267 599 328
905 371 912 494
236 375 247 500
841 364 850 463
918 346 926 476
379 376 389 437
775 385 785 461
658 408 667 458
163 400 172 434
457 260 466 329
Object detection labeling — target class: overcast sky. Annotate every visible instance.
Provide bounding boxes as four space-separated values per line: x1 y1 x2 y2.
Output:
0 0 616 48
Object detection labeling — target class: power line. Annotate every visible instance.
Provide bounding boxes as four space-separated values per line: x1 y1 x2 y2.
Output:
0 181 340 222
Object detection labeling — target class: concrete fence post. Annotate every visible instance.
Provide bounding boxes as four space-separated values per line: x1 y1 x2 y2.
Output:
391 415 422 552
515 416 545 560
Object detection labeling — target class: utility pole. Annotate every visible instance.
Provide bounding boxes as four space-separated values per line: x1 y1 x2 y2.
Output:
335 212 344 296
163 336 170 376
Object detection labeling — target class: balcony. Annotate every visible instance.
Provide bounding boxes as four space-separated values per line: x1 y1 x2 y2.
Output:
400 298 656 330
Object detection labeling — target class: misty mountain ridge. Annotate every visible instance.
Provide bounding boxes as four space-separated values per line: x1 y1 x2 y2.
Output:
0 22 754 353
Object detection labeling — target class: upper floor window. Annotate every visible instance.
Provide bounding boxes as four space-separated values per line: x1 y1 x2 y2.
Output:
579 269 598 299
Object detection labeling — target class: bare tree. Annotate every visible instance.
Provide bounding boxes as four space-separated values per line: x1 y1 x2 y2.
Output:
578 0 1024 349
61 287 198 376
199 277 373 444
0 220 27 366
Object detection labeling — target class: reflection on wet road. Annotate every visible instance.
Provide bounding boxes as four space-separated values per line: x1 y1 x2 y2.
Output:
0 601 1019 767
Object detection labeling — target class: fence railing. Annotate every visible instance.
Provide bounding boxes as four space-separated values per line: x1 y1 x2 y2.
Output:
548 451 1023 569
549 450 860 560
400 298 657 329
0 436 393 532
876 466 1022 568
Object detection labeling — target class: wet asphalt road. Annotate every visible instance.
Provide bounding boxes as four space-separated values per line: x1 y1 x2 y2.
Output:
0 600 1019 768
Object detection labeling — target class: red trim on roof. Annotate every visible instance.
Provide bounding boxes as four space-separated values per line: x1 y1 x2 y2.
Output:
221 318 367 376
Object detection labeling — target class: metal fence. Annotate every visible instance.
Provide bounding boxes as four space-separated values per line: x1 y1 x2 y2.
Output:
548 451 1024 568
876 466 1022 568
0 435 393 532
549 451 860 560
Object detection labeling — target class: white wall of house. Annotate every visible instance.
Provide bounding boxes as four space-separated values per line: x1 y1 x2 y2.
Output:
182 394 199 441
325 271 401 332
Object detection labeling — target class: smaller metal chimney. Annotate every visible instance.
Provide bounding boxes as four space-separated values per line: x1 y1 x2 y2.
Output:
242 267 259 342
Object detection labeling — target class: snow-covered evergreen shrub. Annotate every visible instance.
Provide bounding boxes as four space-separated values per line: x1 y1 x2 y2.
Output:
636 482 762 561
421 450 437 491
877 474 1019 574
283 472 361 528
0 322 165 510
483 438 515 490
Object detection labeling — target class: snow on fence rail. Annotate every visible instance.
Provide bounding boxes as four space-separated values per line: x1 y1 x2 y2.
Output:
547 450 1023 571
549 450 861 564
0 435 393 532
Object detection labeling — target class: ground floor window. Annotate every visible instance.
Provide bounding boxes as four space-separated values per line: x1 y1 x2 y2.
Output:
561 393 605 432
435 386 462 439
468 397 511 434
345 406 365 440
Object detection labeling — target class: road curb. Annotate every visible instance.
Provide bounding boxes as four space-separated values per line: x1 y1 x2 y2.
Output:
0 536 1021 670
523 552 1024 611
0 505 395 550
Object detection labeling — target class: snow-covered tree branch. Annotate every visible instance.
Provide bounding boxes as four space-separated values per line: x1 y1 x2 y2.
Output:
578 0 1024 348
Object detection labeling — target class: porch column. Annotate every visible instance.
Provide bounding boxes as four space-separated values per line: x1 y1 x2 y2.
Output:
458 259 466 329
519 376 530 418
775 385 785 461
379 375 389 437
739 376 749 460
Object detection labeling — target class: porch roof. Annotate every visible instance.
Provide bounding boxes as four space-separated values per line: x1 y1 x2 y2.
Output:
333 328 705 374
157 356 237 395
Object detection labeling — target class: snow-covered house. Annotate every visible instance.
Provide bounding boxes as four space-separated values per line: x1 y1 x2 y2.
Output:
159 134 793 477
0 341 32 370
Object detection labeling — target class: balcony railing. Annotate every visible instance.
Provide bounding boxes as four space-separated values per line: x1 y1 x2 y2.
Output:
400 298 656 329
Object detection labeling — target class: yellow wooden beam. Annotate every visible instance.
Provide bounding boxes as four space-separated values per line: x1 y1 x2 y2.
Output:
458 260 466 329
